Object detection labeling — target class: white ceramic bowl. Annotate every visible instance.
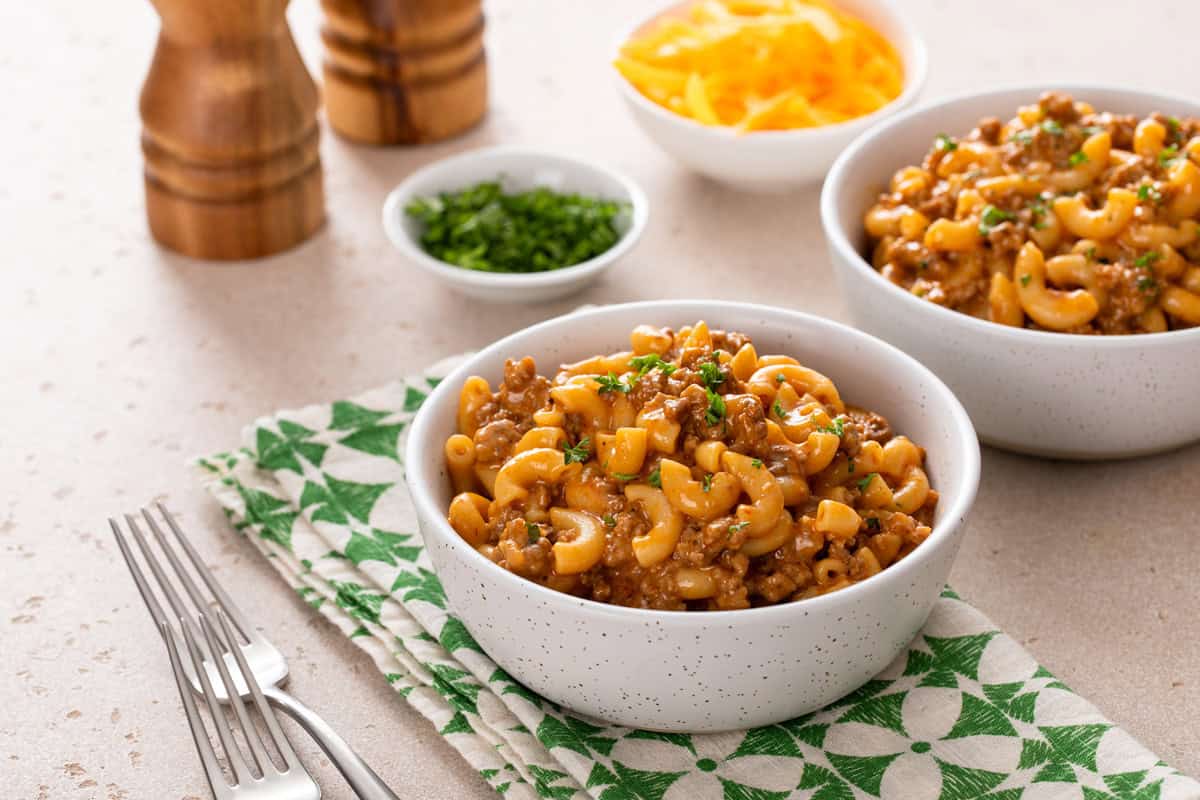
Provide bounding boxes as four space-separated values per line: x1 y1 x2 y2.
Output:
382 147 649 303
405 301 980 732
611 0 927 192
821 83 1200 460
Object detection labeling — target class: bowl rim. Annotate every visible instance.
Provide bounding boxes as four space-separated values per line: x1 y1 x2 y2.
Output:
405 300 981 625
820 80 1200 348
609 0 929 141
381 145 650 289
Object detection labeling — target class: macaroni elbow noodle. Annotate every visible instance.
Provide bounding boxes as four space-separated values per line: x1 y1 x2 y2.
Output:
442 323 939 610
863 93 1200 334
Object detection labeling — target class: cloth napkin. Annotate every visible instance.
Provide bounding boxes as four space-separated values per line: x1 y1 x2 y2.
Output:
196 355 1199 800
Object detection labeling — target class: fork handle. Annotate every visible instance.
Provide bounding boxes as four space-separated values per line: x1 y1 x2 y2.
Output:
265 685 401 800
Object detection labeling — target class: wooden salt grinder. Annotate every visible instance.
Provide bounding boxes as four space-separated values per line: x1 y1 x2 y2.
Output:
139 0 325 260
320 0 488 145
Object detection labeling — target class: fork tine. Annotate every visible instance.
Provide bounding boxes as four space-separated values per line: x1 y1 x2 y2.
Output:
198 614 270 775
180 615 252 786
141 508 217 634
124 513 206 647
160 620 229 799
110 518 170 628
216 610 302 771
155 502 257 644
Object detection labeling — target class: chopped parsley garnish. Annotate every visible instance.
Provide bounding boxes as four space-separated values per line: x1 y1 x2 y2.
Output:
728 521 749 534
857 472 879 491
775 372 787 383
820 416 845 437
648 466 661 488
628 353 677 381
701 473 712 493
1085 246 1097 262
847 459 855 474
1028 199 1049 230
611 471 639 482
704 388 726 426
978 204 1015 235
1012 129 1034 146
1134 251 1161 269
1080 125 1106 136
562 436 591 464
866 517 881 531
404 182 627 273
751 458 763 469
1041 119 1064 136
934 133 957 152
1019 274 1032 287
602 514 616 527
594 372 631 394
1138 184 1163 203
1168 116 1182 132
1067 150 1088 167
525 521 540 544
697 359 725 390
1159 145 1180 167
1137 276 1159 294
772 399 786 419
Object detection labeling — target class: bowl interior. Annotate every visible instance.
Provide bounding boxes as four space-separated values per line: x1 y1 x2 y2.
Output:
389 149 641 251
826 84 1200 286
408 301 979 613
613 0 927 140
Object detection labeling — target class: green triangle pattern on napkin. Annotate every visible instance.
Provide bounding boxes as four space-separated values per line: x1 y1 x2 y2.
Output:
196 356 1199 800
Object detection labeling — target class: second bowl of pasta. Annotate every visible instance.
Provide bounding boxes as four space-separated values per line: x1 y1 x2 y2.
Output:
821 84 1200 459
405 301 979 731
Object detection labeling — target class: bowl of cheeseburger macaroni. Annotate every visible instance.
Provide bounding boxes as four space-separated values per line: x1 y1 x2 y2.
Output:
405 301 979 731
822 85 1200 459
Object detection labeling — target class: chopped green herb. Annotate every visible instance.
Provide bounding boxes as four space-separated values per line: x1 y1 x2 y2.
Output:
978 204 1015 235
1080 125 1106 136
1019 274 1032 287
1085 246 1097 262
857 472 879 491
701 473 712 493
751 458 763 469
602 514 616 528
1138 183 1163 203
628 353 677 380
847 459 856 474
775 372 787 383
1012 129 1034 146
1041 119 1064 136
648 466 661 488
525 521 540 544
562 436 590 464
1134 251 1161 269
728 522 750 534
1067 150 1088 167
1159 145 1180 167
1137 276 1159 294
697 359 725 390
934 133 957 152
705 388 726 426
820 416 845 437
1168 116 1182 132
611 471 639 482
866 517 881 531
594 372 630 395
772 399 786 419
404 182 627 273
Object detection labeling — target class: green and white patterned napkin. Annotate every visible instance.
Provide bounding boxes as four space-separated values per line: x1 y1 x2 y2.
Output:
196 356 1199 800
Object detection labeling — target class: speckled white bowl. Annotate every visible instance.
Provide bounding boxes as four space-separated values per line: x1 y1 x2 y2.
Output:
405 301 980 732
611 0 927 192
821 84 1200 460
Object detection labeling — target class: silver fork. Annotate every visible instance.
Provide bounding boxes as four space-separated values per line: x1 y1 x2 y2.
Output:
161 611 320 799
112 503 401 800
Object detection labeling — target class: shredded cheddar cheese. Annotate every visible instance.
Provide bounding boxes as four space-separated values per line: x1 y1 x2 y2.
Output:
615 0 904 132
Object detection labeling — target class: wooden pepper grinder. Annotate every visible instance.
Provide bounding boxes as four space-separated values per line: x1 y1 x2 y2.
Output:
320 0 488 145
140 0 325 260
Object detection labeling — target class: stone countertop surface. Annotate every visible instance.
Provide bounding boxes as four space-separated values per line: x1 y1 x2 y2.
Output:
2 1 1198 798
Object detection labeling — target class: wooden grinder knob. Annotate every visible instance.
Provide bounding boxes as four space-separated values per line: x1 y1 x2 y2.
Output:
320 0 488 145
139 0 325 260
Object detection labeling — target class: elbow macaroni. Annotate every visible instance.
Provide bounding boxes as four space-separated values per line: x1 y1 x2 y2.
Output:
443 323 938 610
864 92 1200 333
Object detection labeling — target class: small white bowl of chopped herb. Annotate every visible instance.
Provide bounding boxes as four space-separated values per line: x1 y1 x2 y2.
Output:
383 147 649 302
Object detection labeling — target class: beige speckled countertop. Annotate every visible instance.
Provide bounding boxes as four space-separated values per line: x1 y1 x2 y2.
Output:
3 1 1198 798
